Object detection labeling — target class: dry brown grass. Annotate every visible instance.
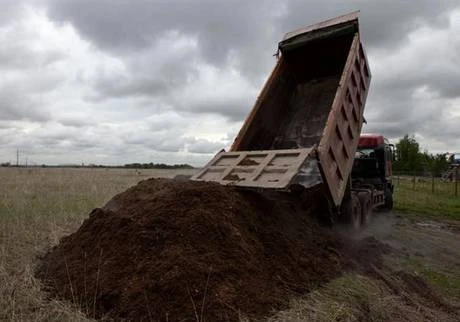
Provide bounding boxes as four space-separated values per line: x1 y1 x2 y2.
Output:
0 167 196 321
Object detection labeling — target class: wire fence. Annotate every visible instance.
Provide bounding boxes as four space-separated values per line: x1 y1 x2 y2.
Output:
393 166 459 197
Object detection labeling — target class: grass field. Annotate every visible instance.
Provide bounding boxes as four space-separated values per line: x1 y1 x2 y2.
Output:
0 167 196 321
1 167 458 321
393 176 460 220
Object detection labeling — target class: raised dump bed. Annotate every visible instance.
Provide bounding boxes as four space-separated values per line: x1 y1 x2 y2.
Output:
192 12 371 208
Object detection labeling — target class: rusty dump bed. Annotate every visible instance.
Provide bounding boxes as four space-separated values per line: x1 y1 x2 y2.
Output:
192 12 371 207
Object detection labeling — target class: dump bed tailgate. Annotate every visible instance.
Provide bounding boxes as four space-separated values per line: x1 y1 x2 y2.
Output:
191 148 321 189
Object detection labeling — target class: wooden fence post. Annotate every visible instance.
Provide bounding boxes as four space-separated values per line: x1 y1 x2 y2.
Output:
455 166 458 197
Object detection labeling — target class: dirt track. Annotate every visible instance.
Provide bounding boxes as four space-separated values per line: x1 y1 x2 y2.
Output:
37 178 460 321
269 213 460 321
362 212 460 305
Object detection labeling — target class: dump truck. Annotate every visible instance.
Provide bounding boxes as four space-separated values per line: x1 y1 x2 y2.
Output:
191 12 393 229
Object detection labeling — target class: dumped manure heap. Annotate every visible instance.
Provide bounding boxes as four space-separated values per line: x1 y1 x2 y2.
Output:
38 178 348 321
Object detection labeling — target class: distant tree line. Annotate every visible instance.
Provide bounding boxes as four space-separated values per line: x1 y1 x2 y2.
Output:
394 134 450 177
0 162 194 169
123 163 194 169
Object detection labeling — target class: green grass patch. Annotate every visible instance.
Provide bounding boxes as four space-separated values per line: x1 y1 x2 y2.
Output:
423 270 460 301
269 274 394 322
393 177 460 220
402 257 460 302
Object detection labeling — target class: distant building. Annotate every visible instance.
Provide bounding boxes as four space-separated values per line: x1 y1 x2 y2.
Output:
446 153 460 164
453 153 460 165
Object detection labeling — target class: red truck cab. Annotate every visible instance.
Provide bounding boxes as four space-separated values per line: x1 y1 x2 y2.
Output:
351 133 394 210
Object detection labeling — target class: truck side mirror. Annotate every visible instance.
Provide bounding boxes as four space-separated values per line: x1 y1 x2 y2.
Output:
389 144 396 161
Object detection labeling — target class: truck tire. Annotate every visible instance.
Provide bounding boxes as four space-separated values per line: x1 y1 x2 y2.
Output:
383 189 393 212
358 191 372 226
341 194 361 231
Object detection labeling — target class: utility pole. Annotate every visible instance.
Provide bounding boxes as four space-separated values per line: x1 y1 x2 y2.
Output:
16 149 19 167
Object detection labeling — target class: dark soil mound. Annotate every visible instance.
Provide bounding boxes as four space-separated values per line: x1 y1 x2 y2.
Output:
38 178 348 321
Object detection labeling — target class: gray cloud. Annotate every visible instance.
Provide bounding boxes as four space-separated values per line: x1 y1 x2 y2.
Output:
46 0 459 77
47 0 283 86
46 0 282 56
186 138 225 154
0 42 65 71
57 116 96 128
0 0 459 165
45 0 460 123
281 0 458 48
0 1 27 27
0 88 51 122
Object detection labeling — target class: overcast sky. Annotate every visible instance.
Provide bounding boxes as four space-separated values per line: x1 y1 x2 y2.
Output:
1 0 459 166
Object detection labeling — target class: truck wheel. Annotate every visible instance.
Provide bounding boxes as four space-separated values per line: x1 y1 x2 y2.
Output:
341 194 361 231
358 191 372 226
383 189 393 212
